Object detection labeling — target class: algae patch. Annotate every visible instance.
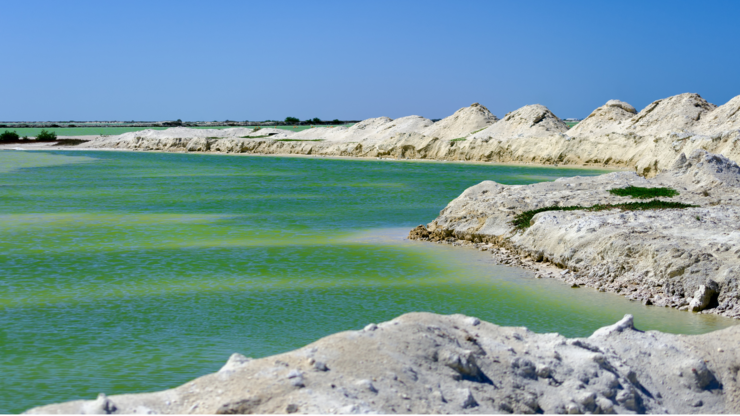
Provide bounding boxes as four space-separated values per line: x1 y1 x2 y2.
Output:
608 186 679 199
0 151 97 174
513 199 697 230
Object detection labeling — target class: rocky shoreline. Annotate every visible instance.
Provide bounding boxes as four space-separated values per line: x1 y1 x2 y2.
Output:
411 231 739 317
72 92 740 177
409 150 740 320
25 312 740 414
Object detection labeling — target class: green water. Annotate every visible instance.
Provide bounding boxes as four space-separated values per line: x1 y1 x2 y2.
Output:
0 151 734 413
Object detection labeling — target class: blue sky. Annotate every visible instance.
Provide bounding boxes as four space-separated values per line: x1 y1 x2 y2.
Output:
1 0 739 121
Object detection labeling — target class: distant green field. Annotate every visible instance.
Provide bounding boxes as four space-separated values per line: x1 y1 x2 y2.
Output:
0 125 354 137
565 121 580 128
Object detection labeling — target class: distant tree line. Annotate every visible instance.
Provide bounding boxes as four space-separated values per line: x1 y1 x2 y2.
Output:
0 129 57 142
283 117 344 125
0 119 358 129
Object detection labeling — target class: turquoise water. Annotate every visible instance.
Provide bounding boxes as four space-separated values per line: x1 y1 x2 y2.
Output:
0 151 734 413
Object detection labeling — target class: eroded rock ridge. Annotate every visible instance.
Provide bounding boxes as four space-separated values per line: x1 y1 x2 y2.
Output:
25 312 740 414
410 150 740 319
80 93 740 177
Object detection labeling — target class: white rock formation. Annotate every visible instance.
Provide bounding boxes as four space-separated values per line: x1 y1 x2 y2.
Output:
25 312 740 414
410 150 740 318
280 115 434 145
421 103 498 140
624 93 717 136
471 104 568 141
79 93 740 178
697 95 740 135
568 100 637 137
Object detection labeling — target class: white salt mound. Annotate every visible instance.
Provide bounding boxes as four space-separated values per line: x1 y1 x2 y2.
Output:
568 100 638 137
472 104 568 140
421 103 498 141
696 95 740 135
287 115 433 145
113 127 291 141
624 93 717 135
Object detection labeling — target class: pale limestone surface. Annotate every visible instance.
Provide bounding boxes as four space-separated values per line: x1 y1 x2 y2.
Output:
568 100 637 137
115 127 281 140
421 103 498 140
77 93 740 179
411 150 740 318
623 93 717 136
24 312 740 414
697 95 740 135
470 104 569 141
282 115 434 145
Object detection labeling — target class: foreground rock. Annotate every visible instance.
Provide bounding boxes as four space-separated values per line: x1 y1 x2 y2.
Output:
410 150 740 318
77 93 740 177
25 312 740 414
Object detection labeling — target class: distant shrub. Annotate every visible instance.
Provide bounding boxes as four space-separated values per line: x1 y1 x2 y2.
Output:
0 130 20 142
285 117 299 124
36 129 57 142
608 186 678 199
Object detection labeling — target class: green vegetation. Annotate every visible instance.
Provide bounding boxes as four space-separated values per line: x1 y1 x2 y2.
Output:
471 127 487 134
54 139 89 146
451 137 466 142
285 117 300 124
513 199 697 230
240 135 274 139
608 186 679 199
0 130 20 142
274 139 324 142
35 129 57 142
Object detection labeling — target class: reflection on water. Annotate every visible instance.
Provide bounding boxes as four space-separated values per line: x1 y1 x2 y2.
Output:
0 150 735 413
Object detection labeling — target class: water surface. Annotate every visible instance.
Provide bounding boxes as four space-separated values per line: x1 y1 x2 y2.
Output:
0 151 734 413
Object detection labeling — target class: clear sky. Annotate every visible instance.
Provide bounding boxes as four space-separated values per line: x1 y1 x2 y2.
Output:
2 0 739 121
